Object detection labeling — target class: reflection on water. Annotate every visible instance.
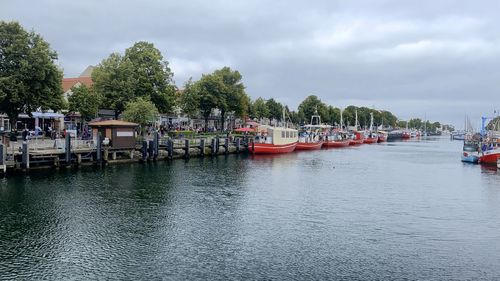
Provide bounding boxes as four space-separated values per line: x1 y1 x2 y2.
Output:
1 137 500 280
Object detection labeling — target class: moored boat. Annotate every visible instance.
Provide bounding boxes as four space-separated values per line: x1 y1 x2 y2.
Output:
250 125 298 154
296 141 324 150
461 141 479 163
349 131 364 145
479 148 500 165
377 131 388 142
363 113 378 144
325 139 350 148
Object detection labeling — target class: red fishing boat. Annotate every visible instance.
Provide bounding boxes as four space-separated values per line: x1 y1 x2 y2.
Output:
377 132 388 142
479 148 500 165
250 125 298 154
363 136 378 144
296 112 326 151
349 132 364 145
296 141 324 150
324 139 350 148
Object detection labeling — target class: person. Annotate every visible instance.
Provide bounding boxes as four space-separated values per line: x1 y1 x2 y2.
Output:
22 128 29 141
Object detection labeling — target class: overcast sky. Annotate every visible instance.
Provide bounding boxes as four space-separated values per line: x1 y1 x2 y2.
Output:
2 0 500 127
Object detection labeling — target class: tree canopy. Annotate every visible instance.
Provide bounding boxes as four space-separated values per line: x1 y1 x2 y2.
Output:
92 41 176 118
68 85 101 121
0 21 65 128
297 95 329 124
122 97 159 129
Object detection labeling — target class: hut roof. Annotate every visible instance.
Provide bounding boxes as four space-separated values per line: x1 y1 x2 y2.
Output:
89 120 138 127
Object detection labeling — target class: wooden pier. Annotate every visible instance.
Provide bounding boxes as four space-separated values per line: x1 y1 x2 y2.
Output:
0 134 250 176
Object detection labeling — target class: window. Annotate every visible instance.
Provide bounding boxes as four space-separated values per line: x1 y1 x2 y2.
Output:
282 131 285 138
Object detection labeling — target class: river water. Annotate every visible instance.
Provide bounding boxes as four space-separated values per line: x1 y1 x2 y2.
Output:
0 137 499 280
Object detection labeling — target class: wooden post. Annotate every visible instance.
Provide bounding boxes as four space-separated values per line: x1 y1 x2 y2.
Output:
112 151 117 160
130 149 134 159
184 139 190 158
96 132 102 164
216 136 220 153
166 139 173 159
103 148 109 162
211 138 216 155
199 139 205 156
236 138 241 153
0 144 5 173
22 142 29 170
154 132 159 159
142 140 148 162
77 154 82 165
148 140 154 160
224 138 229 154
65 133 71 164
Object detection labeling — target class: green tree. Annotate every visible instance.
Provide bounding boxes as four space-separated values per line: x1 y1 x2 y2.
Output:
213 67 247 131
266 98 284 121
92 53 136 119
0 21 65 129
178 78 200 118
68 85 101 122
122 97 159 130
93 41 176 118
297 95 329 124
252 97 269 119
124 41 176 113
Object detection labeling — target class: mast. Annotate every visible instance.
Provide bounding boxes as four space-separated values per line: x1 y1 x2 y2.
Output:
340 108 344 131
355 110 358 131
369 112 373 132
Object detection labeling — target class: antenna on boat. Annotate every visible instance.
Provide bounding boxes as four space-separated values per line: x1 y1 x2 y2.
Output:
355 110 358 131
369 112 374 132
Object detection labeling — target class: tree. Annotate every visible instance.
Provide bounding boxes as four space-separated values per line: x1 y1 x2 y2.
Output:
0 21 65 129
266 98 284 121
68 85 101 122
93 41 176 118
252 97 269 119
122 97 159 130
298 95 329 124
92 53 136 119
213 67 247 131
178 78 200 118
124 41 176 113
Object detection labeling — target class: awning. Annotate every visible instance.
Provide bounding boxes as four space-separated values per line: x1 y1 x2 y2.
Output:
18 112 65 119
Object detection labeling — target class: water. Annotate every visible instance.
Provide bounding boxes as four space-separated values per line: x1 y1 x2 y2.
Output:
1 137 499 280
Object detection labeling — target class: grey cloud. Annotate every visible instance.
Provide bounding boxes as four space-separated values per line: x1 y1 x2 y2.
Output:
1 0 499 127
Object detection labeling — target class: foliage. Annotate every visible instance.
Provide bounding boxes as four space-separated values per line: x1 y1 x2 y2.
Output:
122 97 159 128
213 67 248 130
92 53 135 118
252 97 269 119
92 41 176 118
68 85 101 121
125 41 176 113
265 98 284 121
297 95 329 124
0 21 65 128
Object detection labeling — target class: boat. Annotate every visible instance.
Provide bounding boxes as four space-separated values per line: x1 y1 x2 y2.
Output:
250 125 298 154
296 141 324 150
479 147 500 165
363 113 378 144
401 121 411 139
296 111 326 151
324 108 350 148
348 110 364 145
461 141 479 163
349 131 365 145
250 110 298 154
377 131 388 142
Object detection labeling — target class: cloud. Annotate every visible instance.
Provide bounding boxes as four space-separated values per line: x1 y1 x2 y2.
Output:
1 0 500 126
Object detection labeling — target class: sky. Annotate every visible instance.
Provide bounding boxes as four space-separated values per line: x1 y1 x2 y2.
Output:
2 0 500 128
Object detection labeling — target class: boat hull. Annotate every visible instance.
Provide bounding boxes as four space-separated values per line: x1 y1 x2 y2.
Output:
250 142 297 154
296 141 324 150
479 151 500 165
324 140 350 148
349 139 364 145
461 153 479 164
378 135 387 142
363 137 378 144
